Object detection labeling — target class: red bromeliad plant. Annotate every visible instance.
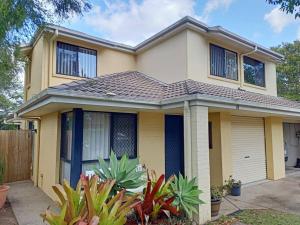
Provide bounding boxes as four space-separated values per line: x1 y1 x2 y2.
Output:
134 174 179 225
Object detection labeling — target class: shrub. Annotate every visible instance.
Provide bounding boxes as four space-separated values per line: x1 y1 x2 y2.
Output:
134 174 179 225
224 175 241 193
211 186 223 202
95 152 145 195
41 175 139 225
170 174 204 219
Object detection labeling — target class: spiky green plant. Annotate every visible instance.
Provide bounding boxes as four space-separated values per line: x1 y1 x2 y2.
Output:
94 152 145 194
42 175 139 225
170 174 204 219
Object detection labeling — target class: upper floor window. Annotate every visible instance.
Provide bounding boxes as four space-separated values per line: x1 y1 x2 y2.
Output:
56 42 97 78
243 56 265 87
210 44 238 81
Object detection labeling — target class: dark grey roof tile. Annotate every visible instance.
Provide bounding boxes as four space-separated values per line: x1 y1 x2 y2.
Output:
49 71 300 109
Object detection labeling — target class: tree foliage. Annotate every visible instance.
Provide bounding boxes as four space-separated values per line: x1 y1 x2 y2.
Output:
0 0 91 127
272 41 300 100
266 0 300 18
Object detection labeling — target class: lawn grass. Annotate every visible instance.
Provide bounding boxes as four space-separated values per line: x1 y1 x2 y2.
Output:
207 209 300 225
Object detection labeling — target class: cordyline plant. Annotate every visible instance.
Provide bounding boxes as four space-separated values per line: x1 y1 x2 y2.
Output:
41 175 140 225
95 152 145 195
134 174 179 225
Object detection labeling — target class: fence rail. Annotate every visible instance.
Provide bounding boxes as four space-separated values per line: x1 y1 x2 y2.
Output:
0 130 33 183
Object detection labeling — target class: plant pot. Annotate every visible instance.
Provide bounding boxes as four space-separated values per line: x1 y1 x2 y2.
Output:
211 199 221 217
0 185 9 209
231 185 241 196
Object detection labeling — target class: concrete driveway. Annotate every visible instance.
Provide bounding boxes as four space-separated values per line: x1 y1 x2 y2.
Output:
219 172 300 217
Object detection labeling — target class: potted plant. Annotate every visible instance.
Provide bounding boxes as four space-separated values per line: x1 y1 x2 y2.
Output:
0 157 9 209
211 186 223 217
225 175 242 196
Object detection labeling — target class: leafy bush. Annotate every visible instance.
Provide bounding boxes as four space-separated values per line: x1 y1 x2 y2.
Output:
225 175 241 192
134 174 179 225
42 175 139 225
170 174 204 219
95 152 145 195
211 186 223 202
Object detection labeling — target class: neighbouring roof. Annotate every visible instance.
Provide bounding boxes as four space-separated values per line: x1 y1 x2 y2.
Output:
48 71 300 110
22 16 284 61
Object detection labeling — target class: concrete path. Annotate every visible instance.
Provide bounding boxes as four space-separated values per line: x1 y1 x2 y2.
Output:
218 172 300 217
7 180 56 225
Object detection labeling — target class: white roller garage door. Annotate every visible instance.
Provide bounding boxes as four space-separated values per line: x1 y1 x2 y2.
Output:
232 116 267 184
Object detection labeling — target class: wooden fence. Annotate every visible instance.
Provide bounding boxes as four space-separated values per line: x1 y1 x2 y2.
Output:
0 130 33 183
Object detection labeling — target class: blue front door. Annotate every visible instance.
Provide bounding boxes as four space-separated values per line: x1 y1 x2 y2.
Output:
165 115 184 179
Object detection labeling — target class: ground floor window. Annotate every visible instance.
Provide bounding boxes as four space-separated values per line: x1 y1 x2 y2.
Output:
60 109 137 186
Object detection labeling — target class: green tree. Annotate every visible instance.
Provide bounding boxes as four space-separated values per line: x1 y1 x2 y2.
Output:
272 41 300 100
266 0 300 18
0 0 91 127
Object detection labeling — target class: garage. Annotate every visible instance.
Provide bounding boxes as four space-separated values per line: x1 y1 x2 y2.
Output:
283 123 300 168
231 116 267 184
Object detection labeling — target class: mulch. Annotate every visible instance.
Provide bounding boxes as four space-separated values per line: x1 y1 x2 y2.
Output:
0 200 18 225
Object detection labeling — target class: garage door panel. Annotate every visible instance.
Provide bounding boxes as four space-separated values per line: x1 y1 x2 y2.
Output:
232 116 266 184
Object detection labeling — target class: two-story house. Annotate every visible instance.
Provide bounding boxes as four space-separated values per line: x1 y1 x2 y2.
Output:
15 16 300 223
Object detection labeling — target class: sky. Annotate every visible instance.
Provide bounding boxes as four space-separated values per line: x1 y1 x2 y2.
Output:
63 0 299 48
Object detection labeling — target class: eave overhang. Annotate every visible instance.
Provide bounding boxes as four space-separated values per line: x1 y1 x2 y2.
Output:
17 90 300 119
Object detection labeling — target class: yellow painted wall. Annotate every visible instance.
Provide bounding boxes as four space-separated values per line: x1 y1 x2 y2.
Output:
48 37 136 87
24 28 278 100
186 29 278 96
209 112 232 186
209 113 222 186
26 35 44 100
265 117 285 180
24 35 136 96
38 112 60 199
99 48 136 75
136 31 188 83
138 112 165 175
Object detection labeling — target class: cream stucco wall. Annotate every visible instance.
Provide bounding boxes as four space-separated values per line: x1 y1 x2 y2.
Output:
265 117 285 180
138 112 165 175
186 29 278 96
136 31 188 83
38 112 60 199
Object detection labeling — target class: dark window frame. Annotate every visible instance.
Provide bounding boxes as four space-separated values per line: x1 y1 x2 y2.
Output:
243 56 266 87
60 110 138 163
60 112 73 162
110 113 138 160
209 121 213 149
210 43 239 81
56 41 97 78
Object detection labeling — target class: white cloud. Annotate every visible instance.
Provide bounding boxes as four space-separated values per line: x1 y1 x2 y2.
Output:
264 7 295 33
201 0 234 22
83 0 199 45
297 27 300 40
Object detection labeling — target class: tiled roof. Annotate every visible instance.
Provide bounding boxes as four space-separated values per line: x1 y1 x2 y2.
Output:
50 71 300 109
